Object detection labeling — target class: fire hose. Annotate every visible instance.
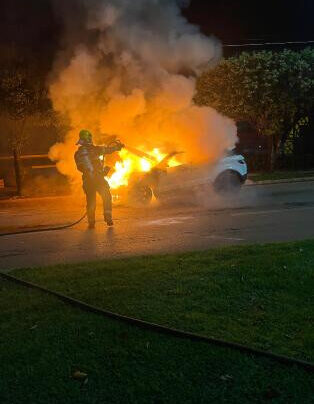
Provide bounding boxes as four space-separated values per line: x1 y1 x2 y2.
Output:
1 145 313 372
0 270 314 373
0 212 87 237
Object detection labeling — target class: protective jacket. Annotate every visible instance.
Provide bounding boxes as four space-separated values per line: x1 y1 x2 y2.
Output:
74 144 119 177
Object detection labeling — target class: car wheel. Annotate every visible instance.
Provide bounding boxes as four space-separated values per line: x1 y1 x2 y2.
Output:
128 184 153 206
214 171 242 195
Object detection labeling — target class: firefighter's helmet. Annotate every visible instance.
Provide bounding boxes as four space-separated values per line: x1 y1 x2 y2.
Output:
76 129 93 145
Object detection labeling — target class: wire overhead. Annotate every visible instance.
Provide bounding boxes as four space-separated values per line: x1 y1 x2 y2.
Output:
224 40 314 47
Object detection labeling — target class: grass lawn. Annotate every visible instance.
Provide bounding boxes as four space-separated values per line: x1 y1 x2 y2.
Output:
250 170 314 182
1 240 314 403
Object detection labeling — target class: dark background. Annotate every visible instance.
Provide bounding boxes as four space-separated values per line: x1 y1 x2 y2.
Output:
1 0 313 65
185 0 314 43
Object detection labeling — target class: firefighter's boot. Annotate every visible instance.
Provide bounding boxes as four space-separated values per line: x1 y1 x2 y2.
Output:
104 210 113 226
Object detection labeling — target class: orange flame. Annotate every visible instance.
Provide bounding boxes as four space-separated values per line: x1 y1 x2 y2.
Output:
107 147 180 189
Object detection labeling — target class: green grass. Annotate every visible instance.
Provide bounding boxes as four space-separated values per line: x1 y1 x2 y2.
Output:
1 240 314 403
250 170 314 182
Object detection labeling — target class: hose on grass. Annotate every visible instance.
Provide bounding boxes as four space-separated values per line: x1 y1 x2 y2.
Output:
0 212 87 237
1 271 314 373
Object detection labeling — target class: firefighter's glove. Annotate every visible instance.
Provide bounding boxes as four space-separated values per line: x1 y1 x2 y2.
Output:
113 140 125 152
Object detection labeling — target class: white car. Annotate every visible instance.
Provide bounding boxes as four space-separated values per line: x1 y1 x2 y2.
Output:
128 150 248 205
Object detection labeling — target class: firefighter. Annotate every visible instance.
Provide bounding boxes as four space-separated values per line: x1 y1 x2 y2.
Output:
74 129 124 228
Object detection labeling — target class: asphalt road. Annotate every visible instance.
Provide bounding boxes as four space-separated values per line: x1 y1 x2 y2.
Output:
0 180 314 271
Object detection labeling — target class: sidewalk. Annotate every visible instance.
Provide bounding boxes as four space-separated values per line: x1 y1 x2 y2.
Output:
246 176 314 186
248 170 314 184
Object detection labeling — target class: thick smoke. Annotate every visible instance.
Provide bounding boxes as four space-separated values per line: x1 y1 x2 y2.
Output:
49 0 237 182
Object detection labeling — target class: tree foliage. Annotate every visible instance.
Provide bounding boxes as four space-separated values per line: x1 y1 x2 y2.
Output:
0 52 58 194
0 57 52 152
195 48 314 169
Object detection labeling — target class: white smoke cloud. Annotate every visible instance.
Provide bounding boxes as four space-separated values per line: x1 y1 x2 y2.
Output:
49 0 237 181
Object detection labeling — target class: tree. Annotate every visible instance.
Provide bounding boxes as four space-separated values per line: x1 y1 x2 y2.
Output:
0 56 54 195
195 48 314 170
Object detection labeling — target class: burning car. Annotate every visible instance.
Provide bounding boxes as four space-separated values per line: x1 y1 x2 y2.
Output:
126 150 248 206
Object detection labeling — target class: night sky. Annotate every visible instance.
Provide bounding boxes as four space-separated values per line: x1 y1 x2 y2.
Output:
185 0 314 42
0 0 313 70
1 0 313 51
